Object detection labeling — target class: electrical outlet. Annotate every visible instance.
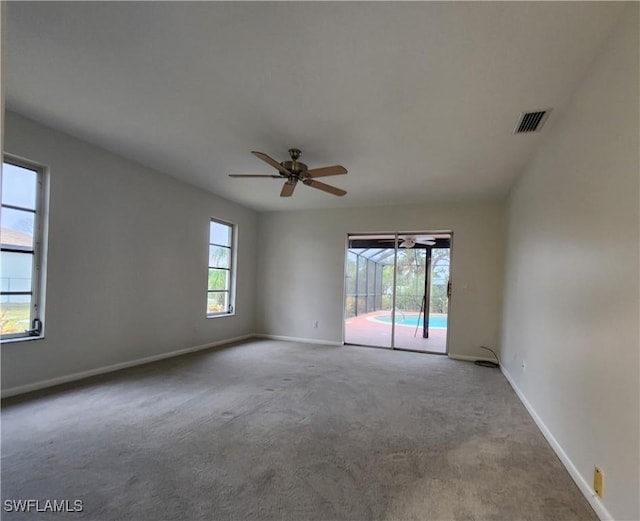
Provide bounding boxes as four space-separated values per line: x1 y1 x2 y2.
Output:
313 320 319 329
594 467 604 498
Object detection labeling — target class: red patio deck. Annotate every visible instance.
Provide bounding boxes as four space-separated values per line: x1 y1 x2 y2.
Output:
344 311 447 354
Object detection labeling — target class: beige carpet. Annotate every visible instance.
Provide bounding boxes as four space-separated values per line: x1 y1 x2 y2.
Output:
1 339 597 520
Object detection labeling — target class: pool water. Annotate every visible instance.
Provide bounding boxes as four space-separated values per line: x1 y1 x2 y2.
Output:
370 313 448 328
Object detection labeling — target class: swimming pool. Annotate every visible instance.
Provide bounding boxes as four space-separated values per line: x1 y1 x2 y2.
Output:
370 313 448 328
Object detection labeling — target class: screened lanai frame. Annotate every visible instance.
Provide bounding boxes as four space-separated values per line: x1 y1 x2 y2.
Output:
345 247 395 318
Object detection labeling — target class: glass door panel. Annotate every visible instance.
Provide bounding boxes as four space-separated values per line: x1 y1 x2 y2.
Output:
428 248 451 353
344 236 396 348
393 247 429 351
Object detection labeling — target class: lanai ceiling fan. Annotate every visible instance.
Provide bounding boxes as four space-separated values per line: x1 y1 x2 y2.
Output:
229 149 347 197
382 236 436 248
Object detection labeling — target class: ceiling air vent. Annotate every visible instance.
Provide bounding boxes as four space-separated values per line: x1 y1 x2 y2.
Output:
513 109 552 134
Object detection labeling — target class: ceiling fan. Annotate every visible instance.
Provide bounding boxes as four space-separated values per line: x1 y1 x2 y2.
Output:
382 236 436 248
229 148 347 197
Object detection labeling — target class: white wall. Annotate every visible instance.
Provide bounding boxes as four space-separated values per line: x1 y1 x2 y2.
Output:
1 112 258 392
501 5 639 520
256 201 505 359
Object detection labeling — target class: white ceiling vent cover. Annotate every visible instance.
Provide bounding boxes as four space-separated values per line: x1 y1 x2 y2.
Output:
513 109 552 134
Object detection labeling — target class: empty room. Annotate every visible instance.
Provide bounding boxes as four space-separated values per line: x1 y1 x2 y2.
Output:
1 2 638 521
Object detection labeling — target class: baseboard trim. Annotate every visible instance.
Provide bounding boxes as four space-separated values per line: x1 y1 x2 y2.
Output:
255 333 343 346
500 365 612 521
1 333 256 398
448 354 497 363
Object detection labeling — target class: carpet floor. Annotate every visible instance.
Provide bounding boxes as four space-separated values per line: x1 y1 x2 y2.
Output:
2 339 597 521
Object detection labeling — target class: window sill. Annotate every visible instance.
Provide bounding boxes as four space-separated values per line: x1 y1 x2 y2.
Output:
206 312 236 319
1 335 45 345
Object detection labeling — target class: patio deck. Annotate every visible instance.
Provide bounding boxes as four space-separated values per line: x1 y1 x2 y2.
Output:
345 311 447 354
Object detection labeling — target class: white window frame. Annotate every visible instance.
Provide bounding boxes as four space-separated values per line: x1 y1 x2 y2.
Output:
1 154 48 342
206 218 236 318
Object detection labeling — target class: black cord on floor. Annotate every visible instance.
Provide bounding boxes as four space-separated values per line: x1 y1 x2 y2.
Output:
474 345 500 368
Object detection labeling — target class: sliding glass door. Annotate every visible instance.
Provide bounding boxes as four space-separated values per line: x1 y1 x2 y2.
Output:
344 232 451 354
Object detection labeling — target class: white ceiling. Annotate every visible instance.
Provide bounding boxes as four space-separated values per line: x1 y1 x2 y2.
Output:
5 2 625 212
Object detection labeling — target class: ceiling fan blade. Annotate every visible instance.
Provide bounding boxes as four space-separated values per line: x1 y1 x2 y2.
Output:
229 174 283 178
415 240 436 245
251 151 288 173
304 165 347 178
280 181 296 197
377 239 414 248
304 179 346 196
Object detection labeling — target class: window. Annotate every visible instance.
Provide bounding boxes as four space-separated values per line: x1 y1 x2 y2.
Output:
207 218 235 317
1 156 48 341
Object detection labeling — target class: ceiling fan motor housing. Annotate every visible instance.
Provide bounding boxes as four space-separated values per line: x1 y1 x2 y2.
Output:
282 149 307 177
282 160 308 176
